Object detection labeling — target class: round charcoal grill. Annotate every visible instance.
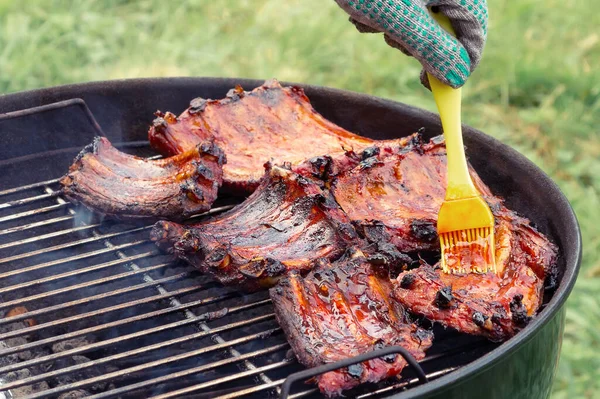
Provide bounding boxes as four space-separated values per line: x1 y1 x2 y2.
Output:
0 78 581 399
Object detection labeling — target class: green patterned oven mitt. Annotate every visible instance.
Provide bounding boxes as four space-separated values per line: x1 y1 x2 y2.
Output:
334 0 488 88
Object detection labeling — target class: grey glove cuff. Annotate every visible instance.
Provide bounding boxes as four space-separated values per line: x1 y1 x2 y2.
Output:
429 0 487 79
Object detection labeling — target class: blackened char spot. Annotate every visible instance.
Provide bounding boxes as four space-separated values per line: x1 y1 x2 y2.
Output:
179 181 204 202
226 85 245 101
410 220 438 242
380 242 412 265
188 97 208 114
400 273 416 289
359 157 384 169
366 253 387 266
194 164 213 180
361 146 380 160
472 311 488 327
206 247 228 263
72 136 103 164
264 258 286 277
491 312 504 324
336 223 358 242
510 294 531 327
295 175 311 187
413 328 433 344
409 132 425 154
358 220 390 244
347 363 363 379
152 117 168 132
308 155 333 181
199 141 227 164
372 340 397 363
434 286 453 308
366 242 412 277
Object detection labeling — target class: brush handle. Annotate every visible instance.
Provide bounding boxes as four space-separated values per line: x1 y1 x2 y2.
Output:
427 10 479 200
428 76 479 200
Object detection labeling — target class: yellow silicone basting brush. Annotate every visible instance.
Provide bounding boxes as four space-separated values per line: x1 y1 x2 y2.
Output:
427 10 496 274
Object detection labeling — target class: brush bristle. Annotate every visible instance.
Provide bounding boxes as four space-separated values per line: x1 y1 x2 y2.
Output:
440 227 496 274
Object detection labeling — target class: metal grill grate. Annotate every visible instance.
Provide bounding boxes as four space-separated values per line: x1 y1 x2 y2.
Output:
0 168 502 399
0 98 503 399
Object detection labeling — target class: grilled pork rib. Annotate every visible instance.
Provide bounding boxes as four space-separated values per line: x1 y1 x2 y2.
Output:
151 164 358 291
393 210 557 341
148 79 375 192
151 134 556 300
330 135 498 253
270 248 433 397
150 138 414 290
326 136 557 340
60 137 225 221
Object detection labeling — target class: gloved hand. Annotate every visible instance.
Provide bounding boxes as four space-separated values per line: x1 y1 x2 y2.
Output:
334 0 488 89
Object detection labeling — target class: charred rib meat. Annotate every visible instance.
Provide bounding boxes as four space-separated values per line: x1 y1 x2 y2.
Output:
325 135 557 339
270 248 433 397
60 137 225 221
331 136 457 253
330 136 510 256
148 79 376 192
393 210 557 341
151 164 358 291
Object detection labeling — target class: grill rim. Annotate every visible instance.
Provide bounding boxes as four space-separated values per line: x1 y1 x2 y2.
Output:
0 77 582 399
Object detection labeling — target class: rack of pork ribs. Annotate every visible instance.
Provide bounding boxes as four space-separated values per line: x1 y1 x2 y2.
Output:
61 80 558 398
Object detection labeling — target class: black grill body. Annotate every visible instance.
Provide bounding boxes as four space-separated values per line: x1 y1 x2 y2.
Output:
0 78 581 399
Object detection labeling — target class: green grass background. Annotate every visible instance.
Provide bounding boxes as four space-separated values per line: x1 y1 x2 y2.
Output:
0 0 598 397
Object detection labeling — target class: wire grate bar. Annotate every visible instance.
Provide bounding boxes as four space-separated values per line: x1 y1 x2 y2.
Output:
0 261 171 312
0 239 147 280
213 362 463 399
288 389 320 399
0 284 217 357
0 191 60 210
0 215 76 238
213 380 286 399
156 363 291 399
355 367 460 399
0 214 76 236
0 221 101 250
0 273 207 327
0 250 158 295
0 301 273 389
0 202 67 224
0 225 150 265
23 326 282 399
0 269 187 340
0 178 61 197
87 343 290 399
0 195 231 236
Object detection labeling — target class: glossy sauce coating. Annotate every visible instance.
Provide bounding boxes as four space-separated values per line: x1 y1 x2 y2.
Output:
442 231 495 273
393 214 557 341
148 79 375 192
331 136 501 254
270 249 433 397
151 165 358 291
60 137 225 221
